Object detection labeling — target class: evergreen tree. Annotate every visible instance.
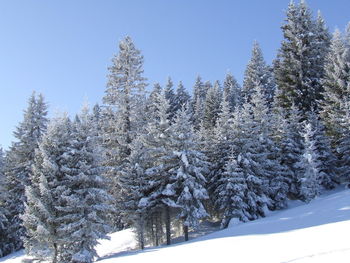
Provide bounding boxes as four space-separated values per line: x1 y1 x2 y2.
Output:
207 98 234 208
279 105 305 198
146 83 163 121
296 122 322 202
275 0 329 114
164 77 177 121
22 115 72 263
249 85 288 210
223 72 241 112
203 81 222 131
174 81 191 114
102 36 147 228
308 111 338 189
192 76 207 129
119 136 153 249
337 101 350 185
230 103 270 220
57 108 112 263
214 154 249 228
269 106 293 209
243 41 275 105
3 92 48 253
320 30 350 144
169 106 209 241
140 90 177 245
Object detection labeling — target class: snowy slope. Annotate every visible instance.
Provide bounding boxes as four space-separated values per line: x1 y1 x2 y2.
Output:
2 188 350 263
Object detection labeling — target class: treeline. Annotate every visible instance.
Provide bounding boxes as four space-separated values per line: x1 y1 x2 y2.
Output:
1 1 350 262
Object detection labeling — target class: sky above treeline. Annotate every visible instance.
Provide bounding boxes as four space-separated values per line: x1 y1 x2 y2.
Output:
1 0 350 149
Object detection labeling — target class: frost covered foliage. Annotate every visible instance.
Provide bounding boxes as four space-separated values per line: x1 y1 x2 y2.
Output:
6 2 350 256
101 36 148 229
2 92 48 255
296 122 322 202
22 112 112 263
320 29 350 144
243 41 275 105
22 114 72 262
214 155 249 228
0 148 12 258
275 0 331 114
169 107 209 240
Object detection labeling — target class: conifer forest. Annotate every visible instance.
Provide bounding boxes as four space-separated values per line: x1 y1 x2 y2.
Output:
1 1 350 262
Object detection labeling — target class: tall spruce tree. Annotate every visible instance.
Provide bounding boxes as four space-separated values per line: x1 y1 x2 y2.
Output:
140 90 177 245
214 154 249 228
230 103 270 220
249 85 288 210
192 76 208 129
308 111 338 189
203 81 222 131
169 106 209 241
279 105 305 198
102 36 147 228
296 122 322 202
223 72 241 112
3 92 48 253
164 77 177 121
22 114 72 263
146 83 163 121
207 98 234 208
243 41 275 105
56 108 112 263
320 29 350 144
174 81 191 114
119 135 153 249
337 101 350 185
275 0 329 114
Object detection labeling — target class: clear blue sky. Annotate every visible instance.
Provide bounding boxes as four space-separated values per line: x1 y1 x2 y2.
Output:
1 0 349 149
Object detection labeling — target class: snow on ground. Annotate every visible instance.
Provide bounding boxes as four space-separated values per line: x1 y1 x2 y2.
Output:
1 187 350 263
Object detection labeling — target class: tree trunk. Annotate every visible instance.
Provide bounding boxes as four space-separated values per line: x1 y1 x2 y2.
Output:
165 206 171 245
138 216 145 250
52 243 58 263
184 225 189 241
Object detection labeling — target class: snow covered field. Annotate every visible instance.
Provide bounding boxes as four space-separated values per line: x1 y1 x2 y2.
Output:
2 187 350 263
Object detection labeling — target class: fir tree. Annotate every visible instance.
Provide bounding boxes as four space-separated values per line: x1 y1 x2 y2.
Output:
249 85 288 210
203 81 222 131
3 92 48 253
169 106 209 241
102 36 147 228
275 0 329 114
192 76 207 129
174 81 191 114
296 122 322 202
214 154 249 228
207 98 234 208
337 101 350 185
243 41 275 105
57 108 112 263
320 29 350 144
279 105 305 198
223 72 241 112
22 114 72 263
146 83 163 121
230 103 270 219
140 90 177 245
308 111 338 189
164 77 177 121
120 136 153 249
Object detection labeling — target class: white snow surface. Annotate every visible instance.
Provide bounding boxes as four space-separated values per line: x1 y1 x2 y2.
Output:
2 187 350 263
